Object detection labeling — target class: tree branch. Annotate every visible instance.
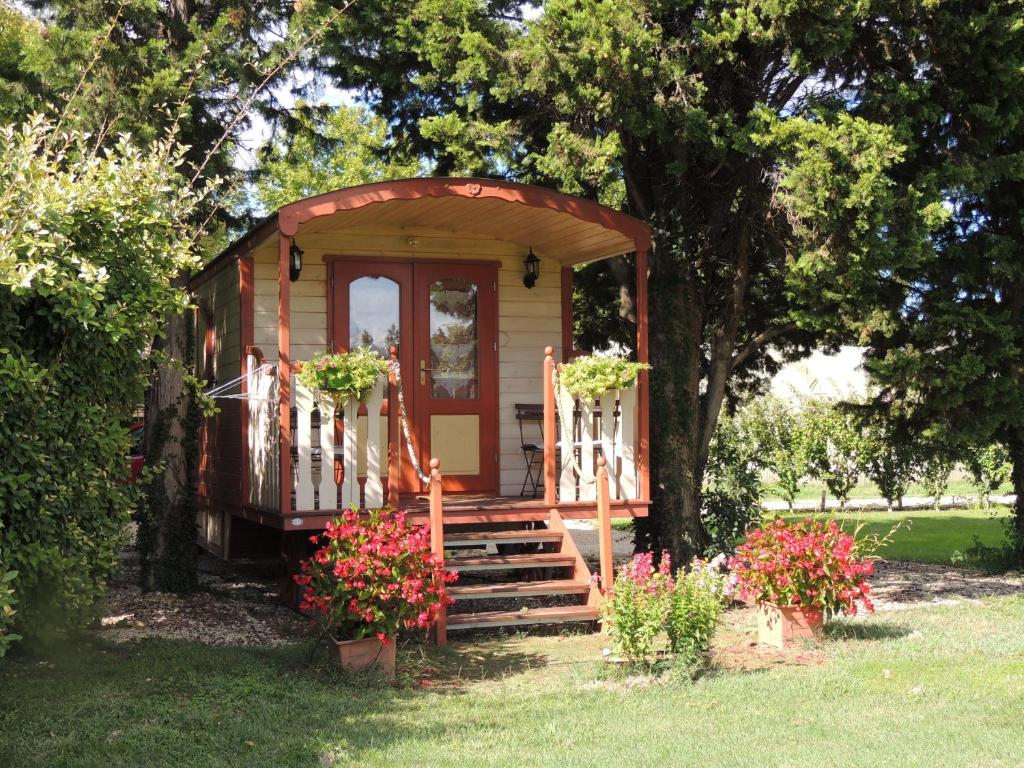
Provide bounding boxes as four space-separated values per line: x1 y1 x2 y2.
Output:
730 322 798 370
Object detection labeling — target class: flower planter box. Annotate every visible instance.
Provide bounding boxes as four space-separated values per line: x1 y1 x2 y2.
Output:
332 635 396 678
757 604 824 649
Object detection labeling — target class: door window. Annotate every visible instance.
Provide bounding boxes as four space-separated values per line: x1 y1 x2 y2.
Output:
349 276 400 356
428 278 478 400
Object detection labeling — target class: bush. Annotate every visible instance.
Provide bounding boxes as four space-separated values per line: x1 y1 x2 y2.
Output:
666 555 729 670
0 547 19 657
295 508 456 642
0 119 200 644
703 410 763 553
601 552 728 670
599 552 673 664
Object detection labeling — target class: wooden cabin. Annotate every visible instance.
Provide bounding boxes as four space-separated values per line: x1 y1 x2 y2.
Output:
190 178 652 641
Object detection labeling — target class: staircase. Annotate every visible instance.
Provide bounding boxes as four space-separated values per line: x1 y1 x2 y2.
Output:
442 509 601 634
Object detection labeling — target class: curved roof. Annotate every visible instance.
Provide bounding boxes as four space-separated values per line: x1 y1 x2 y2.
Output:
207 178 650 277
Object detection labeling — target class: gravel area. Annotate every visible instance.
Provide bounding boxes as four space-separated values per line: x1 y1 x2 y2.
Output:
94 550 310 647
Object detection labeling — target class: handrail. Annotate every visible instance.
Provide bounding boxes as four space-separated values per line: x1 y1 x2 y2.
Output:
595 456 613 597
543 346 557 505
428 457 446 645
387 346 401 507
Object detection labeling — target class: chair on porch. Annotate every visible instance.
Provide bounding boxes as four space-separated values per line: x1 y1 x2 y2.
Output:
515 403 545 497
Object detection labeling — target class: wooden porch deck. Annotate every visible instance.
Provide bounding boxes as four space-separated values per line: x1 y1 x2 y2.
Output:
238 493 649 530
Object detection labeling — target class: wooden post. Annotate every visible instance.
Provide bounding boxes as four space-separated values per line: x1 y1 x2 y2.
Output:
596 456 613 596
387 346 401 508
277 231 292 515
635 245 650 503
543 346 557 506
428 457 447 645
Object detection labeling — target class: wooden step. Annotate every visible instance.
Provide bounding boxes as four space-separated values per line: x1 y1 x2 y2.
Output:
445 553 575 572
447 605 600 630
444 529 562 547
448 579 589 601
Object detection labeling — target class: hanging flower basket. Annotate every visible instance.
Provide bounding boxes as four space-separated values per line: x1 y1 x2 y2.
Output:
297 348 388 406
558 354 650 400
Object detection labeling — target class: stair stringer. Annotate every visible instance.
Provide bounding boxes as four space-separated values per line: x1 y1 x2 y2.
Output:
547 509 602 610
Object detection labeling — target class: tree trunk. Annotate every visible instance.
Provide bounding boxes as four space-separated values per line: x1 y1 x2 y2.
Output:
637 244 709 562
1006 430 1024 567
138 297 199 593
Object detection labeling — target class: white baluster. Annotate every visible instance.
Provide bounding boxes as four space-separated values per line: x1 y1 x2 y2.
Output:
558 385 577 501
317 396 337 511
578 398 596 501
363 378 385 508
599 391 618 500
295 380 314 510
341 394 360 508
618 385 638 500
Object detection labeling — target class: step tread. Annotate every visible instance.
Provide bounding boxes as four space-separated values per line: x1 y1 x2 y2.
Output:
444 530 562 544
448 579 589 598
445 552 575 570
448 605 600 628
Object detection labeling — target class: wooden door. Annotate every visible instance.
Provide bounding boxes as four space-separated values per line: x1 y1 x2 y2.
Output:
330 261 415 495
412 262 499 492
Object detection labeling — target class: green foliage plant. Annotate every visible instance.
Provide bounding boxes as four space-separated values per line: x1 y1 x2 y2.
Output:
0 117 202 644
600 552 673 666
702 411 763 553
0 547 20 657
861 412 918 512
557 354 649 401
919 453 955 511
968 443 1011 509
806 402 869 510
743 395 813 512
666 555 729 672
298 348 389 405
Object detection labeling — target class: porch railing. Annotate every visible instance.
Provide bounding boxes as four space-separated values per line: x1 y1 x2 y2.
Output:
543 347 641 503
247 351 279 511
292 375 388 512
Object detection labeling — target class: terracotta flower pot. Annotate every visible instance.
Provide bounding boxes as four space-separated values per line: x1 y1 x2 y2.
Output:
757 603 824 649
332 635 397 678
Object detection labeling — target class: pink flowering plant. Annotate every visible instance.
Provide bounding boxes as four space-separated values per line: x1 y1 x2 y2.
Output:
601 552 731 667
600 552 675 663
295 508 457 643
728 517 876 617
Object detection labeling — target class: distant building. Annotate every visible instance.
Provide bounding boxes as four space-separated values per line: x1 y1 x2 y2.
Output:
770 346 868 401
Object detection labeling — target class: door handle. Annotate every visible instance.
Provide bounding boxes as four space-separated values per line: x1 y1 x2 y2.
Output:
420 359 427 385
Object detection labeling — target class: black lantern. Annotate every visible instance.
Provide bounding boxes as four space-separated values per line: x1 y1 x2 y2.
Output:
289 239 303 282
522 247 540 289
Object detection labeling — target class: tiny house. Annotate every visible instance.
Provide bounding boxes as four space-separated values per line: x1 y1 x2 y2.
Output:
190 178 653 639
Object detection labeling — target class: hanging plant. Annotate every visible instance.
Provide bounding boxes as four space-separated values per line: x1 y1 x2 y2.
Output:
298 348 389 404
558 354 650 400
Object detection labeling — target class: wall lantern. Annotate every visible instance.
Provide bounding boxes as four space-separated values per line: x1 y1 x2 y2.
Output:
289 239 304 282
522 247 540 289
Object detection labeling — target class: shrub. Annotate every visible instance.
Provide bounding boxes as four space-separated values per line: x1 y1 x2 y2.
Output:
295 508 456 642
968 442 1011 508
1 119 200 643
666 555 729 669
703 411 762 553
297 348 389 404
0 547 19 657
728 518 876 617
599 552 673 664
557 354 649 400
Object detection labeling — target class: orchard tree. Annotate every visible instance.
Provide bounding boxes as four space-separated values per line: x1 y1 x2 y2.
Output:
861 410 918 512
743 395 812 512
968 443 1012 510
806 402 867 511
304 0 946 560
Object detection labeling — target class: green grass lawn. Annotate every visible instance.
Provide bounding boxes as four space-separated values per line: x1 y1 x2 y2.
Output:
762 477 1013 503
2 596 1023 767
790 507 1014 565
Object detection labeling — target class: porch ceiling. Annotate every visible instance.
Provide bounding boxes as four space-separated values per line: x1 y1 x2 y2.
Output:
273 178 650 266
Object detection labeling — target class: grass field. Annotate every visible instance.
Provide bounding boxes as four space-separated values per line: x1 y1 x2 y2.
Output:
2 596 1022 767
795 507 1013 565
761 477 1013 504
